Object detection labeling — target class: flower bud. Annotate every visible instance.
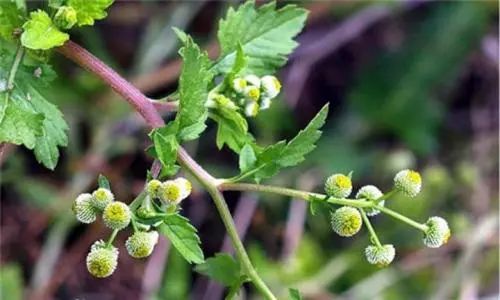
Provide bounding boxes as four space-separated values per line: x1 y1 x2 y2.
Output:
394 169 422 197
146 179 162 198
125 231 159 258
356 185 384 216
214 94 238 110
423 216 450 248
54 6 77 29
72 193 97 224
232 78 247 94
365 244 395 267
330 206 362 237
86 240 118 278
91 188 114 210
260 75 281 99
102 202 131 230
244 101 259 117
243 86 260 102
244 74 261 88
325 174 352 198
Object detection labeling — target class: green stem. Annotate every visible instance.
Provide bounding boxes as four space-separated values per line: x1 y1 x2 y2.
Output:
178 152 276 300
374 189 396 204
219 183 373 208
106 229 119 248
360 209 382 247
376 205 428 232
7 44 24 90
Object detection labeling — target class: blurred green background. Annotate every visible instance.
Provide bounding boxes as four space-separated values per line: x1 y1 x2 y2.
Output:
1 1 498 299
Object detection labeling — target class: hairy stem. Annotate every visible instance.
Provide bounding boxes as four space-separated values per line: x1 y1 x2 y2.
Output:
376 205 428 232
106 229 119 248
57 41 275 299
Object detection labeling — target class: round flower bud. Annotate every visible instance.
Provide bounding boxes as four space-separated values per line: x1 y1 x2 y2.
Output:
244 74 261 88
54 6 77 29
356 185 384 216
102 202 131 230
73 193 98 224
91 188 114 210
244 86 260 102
330 206 363 237
174 177 192 200
423 216 450 248
394 169 422 197
125 231 159 258
232 78 247 94
365 244 396 267
147 179 162 198
214 94 238 110
260 75 281 99
244 101 259 117
86 241 118 278
325 174 352 198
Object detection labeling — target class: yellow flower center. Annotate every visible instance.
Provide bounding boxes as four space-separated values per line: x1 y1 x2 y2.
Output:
407 170 421 184
335 175 352 189
272 77 281 91
248 87 260 100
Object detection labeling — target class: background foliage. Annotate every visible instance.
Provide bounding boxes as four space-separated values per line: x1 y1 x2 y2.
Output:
1 1 498 299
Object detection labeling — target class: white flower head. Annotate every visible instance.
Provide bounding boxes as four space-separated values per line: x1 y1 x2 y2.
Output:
102 201 131 230
356 185 384 216
86 241 119 278
260 96 272 110
232 77 247 94
73 193 97 224
159 178 192 204
260 75 281 99
91 188 114 210
330 206 363 237
423 216 450 248
365 244 395 267
125 231 159 258
325 174 352 198
244 101 260 117
394 169 422 197
243 85 260 102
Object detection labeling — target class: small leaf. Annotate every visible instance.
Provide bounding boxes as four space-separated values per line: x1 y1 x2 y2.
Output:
239 144 256 173
158 213 204 264
211 106 254 153
151 122 180 176
288 288 303 300
67 0 114 26
195 253 241 286
98 174 110 189
21 10 69 50
0 99 43 149
175 30 213 141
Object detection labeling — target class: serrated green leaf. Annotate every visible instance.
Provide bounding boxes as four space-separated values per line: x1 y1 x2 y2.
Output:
174 31 213 141
21 10 69 50
0 2 25 41
0 50 69 169
278 104 328 167
158 214 204 264
195 253 241 286
151 122 180 176
214 1 307 75
288 288 303 300
0 98 43 149
67 0 114 26
239 144 256 173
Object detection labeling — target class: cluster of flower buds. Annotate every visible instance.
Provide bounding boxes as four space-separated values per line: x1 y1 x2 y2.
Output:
230 74 282 117
147 177 192 205
323 169 450 267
